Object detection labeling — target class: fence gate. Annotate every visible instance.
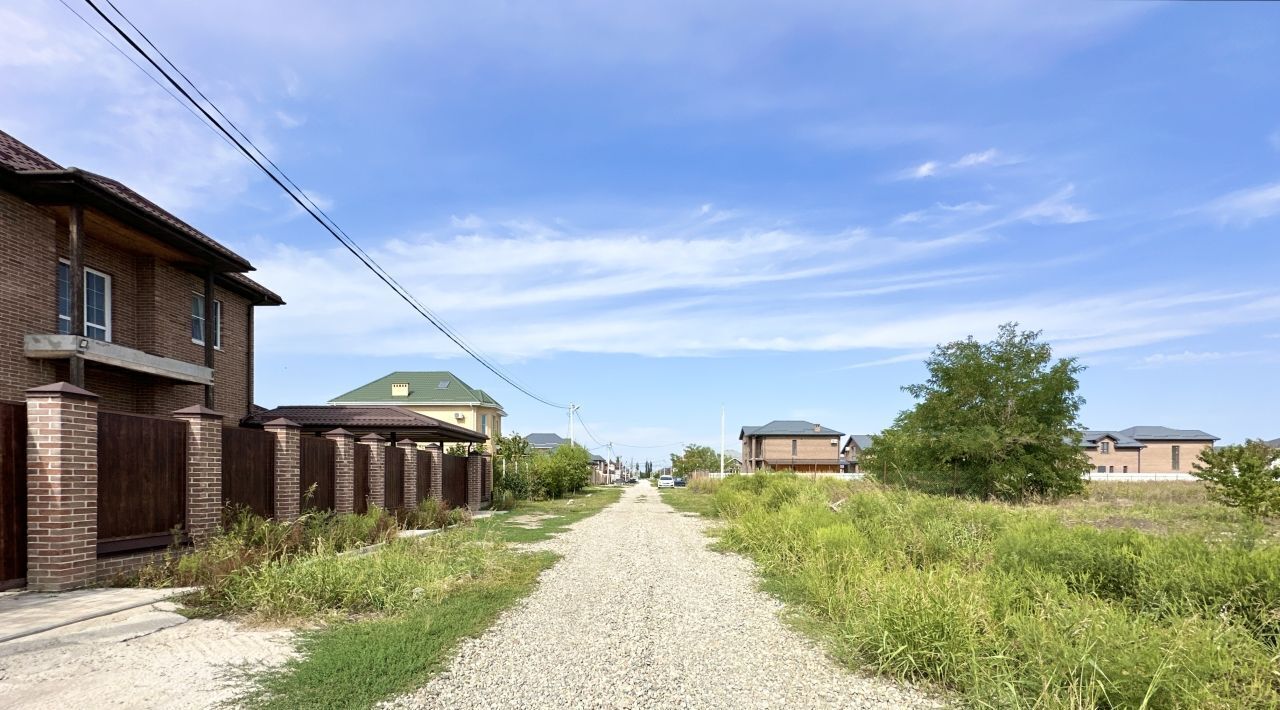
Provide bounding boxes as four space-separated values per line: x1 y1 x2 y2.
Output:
97 411 187 555
441 454 467 509
0 401 26 589
300 436 336 512
384 446 404 511
222 427 275 518
353 444 370 514
416 452 430 504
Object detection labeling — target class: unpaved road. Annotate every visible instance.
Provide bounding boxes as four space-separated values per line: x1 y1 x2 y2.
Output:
390 481 943 709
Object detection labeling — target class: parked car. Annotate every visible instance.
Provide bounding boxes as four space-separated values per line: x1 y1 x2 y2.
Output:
657 475 675 488
674 477 687 487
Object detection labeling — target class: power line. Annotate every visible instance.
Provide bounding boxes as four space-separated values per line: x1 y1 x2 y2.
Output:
572 408 683 450
76 0 568 410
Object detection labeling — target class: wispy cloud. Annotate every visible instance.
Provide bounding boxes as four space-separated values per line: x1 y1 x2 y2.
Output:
839 352 931 369
896 148 1019 180
1201 182 1280 227
1016 184 1094 224
1136 350 1263 367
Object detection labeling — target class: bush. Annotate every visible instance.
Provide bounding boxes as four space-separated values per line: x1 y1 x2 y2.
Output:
405 498 450 530
531 444 591 498
1193 440 1280 519
491 489 516 511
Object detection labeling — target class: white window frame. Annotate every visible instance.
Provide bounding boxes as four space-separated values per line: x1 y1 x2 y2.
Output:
191 292 222 350
59 259 112 341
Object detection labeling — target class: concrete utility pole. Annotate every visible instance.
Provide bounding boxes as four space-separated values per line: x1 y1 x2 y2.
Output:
568 403 578 446
719 405 726 478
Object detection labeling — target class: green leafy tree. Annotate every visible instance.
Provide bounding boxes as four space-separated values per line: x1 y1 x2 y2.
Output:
493 432 535 499
534 443 591 498
671 444 720 477
863 323 1088 501
445 443 472 457
1192 440 1280 519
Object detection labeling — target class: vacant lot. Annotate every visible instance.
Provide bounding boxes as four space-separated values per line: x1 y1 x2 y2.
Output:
666 475 1280 709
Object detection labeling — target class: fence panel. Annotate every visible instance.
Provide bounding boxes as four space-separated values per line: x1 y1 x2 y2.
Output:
482 460 492 502
354 444 369 514
384 446 404 510
300 436 336 511
0 401 26 589
222 427 274 518
97 411 186 555
416 452 430 504
442 454 467 508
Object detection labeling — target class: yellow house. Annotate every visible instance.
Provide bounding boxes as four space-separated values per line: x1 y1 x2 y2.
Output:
329 371 504 452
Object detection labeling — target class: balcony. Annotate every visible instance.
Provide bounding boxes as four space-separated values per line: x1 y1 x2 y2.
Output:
24 334 213 386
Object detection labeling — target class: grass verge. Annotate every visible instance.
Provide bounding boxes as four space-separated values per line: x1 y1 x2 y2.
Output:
676 474 1280 709
476 486 622 543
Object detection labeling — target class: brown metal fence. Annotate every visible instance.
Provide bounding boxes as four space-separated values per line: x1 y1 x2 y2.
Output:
222 427 275 518
442 454 467 508
354 444 370 514
97 411 187 555
384 446 404 510
300 436 336 512
482 459 492 502
0 401 26 589
416 452 431 504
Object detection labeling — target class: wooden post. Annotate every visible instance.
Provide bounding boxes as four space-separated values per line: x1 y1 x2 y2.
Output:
68 204 85 388
203 269 215 408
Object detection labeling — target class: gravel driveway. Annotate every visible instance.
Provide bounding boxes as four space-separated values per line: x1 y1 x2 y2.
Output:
389 481 943 709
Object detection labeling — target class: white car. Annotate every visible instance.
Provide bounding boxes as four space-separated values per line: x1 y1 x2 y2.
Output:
657 475 675 488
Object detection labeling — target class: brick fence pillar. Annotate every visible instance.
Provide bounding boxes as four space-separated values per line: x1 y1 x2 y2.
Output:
359 434 385 511
25 382 99 592
265 418 301 521
426 444 442 501
173 405 223 545
466 452 482 511
398 439 418 506
326 428 355 514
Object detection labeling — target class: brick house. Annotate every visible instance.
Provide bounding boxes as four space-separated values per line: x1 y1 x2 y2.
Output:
740 420 844 474
0 130 282 418
1082 426 1218 474
839 434 874 474
330 371 504 452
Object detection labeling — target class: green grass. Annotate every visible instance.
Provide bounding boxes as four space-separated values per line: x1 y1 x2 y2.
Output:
677 474 1280 709
660 486 720 518
246 550 555 709
476 486 622 543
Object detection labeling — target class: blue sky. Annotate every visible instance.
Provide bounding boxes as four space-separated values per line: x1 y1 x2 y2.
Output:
3 1 1279 462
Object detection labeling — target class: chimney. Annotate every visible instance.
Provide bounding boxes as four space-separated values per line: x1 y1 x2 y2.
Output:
813 423 821 433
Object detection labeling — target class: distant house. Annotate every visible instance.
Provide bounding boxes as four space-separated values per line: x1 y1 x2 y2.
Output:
1265 437 1280 449
524 432 566 451
330 371 504 452
1082 426 1218 475
740 420 844 474
840 434 874 474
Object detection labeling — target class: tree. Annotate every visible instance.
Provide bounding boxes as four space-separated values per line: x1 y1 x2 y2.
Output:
1192 440 1280 519
493 432 535 499
534 443 591 498
671 444 720 477
862 323 1088 501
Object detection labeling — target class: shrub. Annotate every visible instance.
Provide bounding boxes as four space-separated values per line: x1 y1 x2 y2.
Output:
491 489 516 511
1193 440 1280 519
406 498 450 529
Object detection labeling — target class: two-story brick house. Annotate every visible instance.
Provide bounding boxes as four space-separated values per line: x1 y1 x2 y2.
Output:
0 130 282 418
740 420 844 474
1082 426 1218 475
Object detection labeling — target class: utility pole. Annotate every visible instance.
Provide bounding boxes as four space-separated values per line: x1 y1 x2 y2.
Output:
568 403 577 446
719 405 725 479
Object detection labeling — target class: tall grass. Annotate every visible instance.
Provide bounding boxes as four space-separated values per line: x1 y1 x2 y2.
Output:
705 474 1280 708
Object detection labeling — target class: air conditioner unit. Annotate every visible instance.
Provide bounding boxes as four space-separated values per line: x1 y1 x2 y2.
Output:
454 413 465 421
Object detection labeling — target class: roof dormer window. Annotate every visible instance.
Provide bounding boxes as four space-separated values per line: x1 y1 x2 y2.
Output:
437 380 450 389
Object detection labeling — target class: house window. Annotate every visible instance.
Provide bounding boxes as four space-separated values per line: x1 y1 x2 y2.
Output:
791 439 798 456
480 413 488 434
1096 466 1106 473
1171 445 1180 470
1123 466 1128 473
1100 441 1110 454
57 261 111 341
191 294 221 349
1109 466 1115 473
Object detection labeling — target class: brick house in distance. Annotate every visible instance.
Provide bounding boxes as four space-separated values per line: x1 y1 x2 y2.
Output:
330 371 504 453
1082 426 1218 475
0 130 282 416
839 434 874 474
740 420 844 474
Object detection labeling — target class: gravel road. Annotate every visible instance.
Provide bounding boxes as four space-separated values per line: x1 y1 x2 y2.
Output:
389 481 943 709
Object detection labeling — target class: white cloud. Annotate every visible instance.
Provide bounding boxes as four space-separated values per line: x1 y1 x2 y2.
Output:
1201 182 1280 227
896 148 1018 180
906 161 940 179
1136 350 1262 367
840 352 931 369
952 148 1000 167
275 110 305 128
1016 184 1094 224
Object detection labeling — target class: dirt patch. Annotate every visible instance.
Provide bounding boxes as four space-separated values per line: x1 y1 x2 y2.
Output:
505 513 559 529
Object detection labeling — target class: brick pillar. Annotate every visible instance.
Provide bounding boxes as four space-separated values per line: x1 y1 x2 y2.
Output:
326 428 355 514
398 440 418 506
359 434 385 511
173 406 223 545
482 454 493 502
25 382 99 592
426 444 442 501
466 452 483 511
265 418 301 521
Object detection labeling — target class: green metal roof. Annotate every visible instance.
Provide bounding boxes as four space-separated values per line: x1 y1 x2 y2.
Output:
329 371 504 410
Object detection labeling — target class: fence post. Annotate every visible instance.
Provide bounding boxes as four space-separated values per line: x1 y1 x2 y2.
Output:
173 405 223 545
25 382 99 592
426 443 443 501
466 451 482 511
326 428 355 514
398 440 418 506
359 434 385 511
264 418 301 521
481 453 493 502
